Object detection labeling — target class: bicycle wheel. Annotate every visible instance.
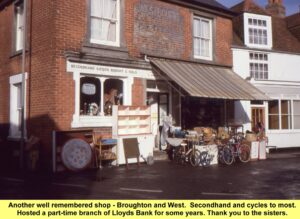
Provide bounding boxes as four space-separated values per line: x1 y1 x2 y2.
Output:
189 149 200 167
222 145 234 165
174 149 181 164
199 151 211 167
238 144 251 163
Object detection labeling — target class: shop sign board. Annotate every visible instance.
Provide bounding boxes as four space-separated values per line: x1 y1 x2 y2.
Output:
67 61 157 79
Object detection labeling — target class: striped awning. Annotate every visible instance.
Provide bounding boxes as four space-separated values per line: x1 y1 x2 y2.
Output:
150 58 270 100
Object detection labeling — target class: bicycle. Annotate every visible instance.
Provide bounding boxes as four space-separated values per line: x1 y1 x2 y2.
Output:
171 134 211 167
174 135 200 166
221 133 251 165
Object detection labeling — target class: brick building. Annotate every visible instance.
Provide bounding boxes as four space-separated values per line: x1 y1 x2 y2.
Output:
0 0 267 170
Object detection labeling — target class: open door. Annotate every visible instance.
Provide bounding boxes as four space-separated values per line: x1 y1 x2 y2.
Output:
251 107 265 132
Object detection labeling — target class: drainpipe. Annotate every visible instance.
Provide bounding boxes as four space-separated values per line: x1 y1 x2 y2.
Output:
20 0 28 170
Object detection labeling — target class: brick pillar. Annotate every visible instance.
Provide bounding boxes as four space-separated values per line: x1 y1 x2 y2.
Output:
132 78 145 106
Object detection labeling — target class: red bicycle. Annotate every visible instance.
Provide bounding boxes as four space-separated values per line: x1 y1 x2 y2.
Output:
221 132 251 165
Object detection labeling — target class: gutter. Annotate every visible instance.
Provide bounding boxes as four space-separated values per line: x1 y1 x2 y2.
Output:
20 0 28 170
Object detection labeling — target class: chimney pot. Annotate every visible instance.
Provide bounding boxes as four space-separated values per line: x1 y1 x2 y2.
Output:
266 0 286 18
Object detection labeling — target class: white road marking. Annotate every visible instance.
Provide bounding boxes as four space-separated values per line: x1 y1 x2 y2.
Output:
0 177 24 183
201 192 249 196
52 183 86 188
120 187 163 193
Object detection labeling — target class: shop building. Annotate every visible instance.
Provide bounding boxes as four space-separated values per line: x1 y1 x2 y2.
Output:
231 0 300 148
0 0 268 170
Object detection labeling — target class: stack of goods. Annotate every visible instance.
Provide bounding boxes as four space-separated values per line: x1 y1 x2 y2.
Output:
245 132 257 142
194 127 216 145
101 151 117 160
217 127 229 140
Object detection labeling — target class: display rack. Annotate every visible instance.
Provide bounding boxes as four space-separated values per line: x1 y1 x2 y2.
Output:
115 106 151 136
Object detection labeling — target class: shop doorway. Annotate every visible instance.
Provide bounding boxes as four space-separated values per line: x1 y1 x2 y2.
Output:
147 93 169 126
251 107 265 132
147 92 169 148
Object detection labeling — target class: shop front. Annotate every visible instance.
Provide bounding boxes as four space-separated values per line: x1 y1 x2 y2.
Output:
54 57 270 172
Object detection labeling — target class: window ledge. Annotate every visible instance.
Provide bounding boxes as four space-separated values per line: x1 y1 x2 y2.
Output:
83 41 128 53
72 115 114 128
10 50 22 58
267 130 300 134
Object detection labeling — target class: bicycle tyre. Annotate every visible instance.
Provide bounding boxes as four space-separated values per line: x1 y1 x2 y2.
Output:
199 151 211 167
238 144 251 163
222 145 234 165
189 149 201 167
174 149 181 164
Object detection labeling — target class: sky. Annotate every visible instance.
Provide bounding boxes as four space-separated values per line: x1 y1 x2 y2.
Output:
216 0 300 16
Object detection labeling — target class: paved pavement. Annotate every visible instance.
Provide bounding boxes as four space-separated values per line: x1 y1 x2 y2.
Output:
0 150 300 199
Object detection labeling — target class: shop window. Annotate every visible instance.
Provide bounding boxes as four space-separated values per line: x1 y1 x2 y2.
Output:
104 79 123 115
80 77 123 117
293 100 300 129
14 0 24 51
268 100 279 130
193 16 212 60
90 0 120 46
268 100 292 130
80 77 101 116
281 100 292 130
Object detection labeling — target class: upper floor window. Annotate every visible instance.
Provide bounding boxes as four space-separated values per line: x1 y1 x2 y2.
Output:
193 16 212 61
249 52 268 80
14 1 24 51
248 18 268 45
90 0 120 47
244 13 272 49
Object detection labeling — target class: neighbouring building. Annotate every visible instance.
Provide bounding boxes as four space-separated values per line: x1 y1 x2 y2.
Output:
0 0 268 171
232 0 300 148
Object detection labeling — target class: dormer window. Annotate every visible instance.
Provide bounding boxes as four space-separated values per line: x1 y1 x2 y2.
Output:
248 18 268 45
244 13 272 49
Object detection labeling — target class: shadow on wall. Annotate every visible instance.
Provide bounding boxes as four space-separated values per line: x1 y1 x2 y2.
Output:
234 101 251 130
0 114 58 173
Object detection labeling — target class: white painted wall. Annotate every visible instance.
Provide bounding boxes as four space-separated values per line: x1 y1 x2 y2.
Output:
232 48 300 81
233 48 300 148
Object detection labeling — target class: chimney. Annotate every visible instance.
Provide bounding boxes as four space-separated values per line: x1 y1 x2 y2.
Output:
266 0 286 18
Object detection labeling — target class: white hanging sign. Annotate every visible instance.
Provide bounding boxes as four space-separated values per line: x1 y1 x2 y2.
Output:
81 83 96 95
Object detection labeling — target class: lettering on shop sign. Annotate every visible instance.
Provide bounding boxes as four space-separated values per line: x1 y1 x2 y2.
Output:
134 0 185 58
69 64 139 75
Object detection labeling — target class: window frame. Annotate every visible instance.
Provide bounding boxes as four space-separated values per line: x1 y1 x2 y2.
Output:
292 100 300 130
249 52 269 80
268 99 295 131
71 71 134 128
244 13 272 49
193 15 213 61
13 0 24 53
89 0 121 47
9 73 27 139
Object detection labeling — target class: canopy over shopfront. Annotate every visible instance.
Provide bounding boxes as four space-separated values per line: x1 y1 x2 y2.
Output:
150 58 270 101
